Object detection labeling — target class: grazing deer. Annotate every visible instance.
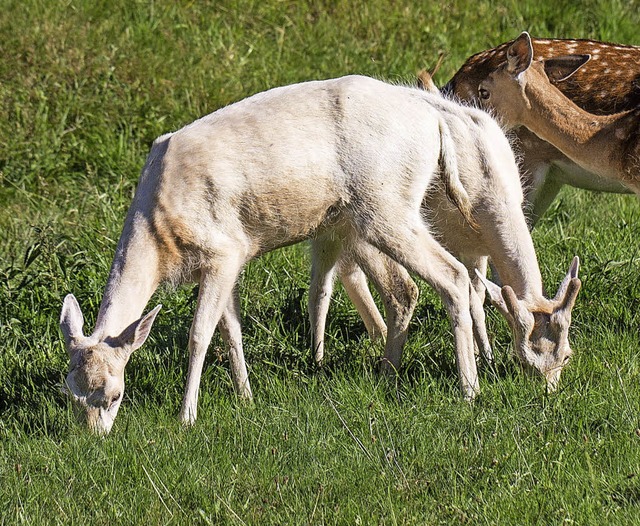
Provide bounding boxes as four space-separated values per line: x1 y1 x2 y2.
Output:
443 34 640 223
476 31 640 195
60 75 490 434
311 74 581 389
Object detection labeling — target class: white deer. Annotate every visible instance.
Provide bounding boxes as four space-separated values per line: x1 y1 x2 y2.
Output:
310 72 582 388
444 33 640 224
60 75 490 434
476 31 640 196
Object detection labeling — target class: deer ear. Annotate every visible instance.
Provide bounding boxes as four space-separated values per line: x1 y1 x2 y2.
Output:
417 69 438 92
544 55 590 82
475 269 509 316
117 305 162 354
60 294 85 346
558 278 582 313
501 285 535 334
500 286 521 320
554 256 580 302
506 31 534 75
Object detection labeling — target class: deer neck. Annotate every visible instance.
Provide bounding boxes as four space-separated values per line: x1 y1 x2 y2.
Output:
519 72 626 177
94 211 162 339
477 178 545 303
490 224 544 303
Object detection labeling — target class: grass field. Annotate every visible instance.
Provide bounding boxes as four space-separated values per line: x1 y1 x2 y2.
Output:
2 0 640 523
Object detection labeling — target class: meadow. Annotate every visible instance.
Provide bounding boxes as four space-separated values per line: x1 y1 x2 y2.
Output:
1 0 640 523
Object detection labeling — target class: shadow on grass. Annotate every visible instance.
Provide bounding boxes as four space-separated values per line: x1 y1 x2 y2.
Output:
610 481 640 507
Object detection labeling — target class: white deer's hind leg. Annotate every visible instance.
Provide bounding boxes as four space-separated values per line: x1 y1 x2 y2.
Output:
309 236 342 365
218 286 252 400
180 255 244 426
337 256 387 342
347 245 417 373
364 219 479 400
462 255 493 364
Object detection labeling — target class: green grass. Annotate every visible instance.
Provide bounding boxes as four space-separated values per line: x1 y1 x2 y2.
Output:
2 0 640 523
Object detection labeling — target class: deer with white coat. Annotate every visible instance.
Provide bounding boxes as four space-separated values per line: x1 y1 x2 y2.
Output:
310 71 581 389
443 33 640 223
60 75 492 435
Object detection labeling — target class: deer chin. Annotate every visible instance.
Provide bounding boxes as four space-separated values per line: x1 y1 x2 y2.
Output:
544 368 562 393
514 347 565 392
79 404 120 436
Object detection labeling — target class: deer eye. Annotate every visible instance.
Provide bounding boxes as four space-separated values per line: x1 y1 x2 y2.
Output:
110 393 121 407
478 87 490 100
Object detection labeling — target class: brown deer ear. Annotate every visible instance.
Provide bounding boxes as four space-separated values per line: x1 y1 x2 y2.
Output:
416 69 433 91
506 31 534 75
544 55 591 82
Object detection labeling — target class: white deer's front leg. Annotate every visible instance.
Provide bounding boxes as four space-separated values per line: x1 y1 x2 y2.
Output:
362 219 478 399
469 283 493 364
348 244 417 373
180 261 243 426
451 305 478 400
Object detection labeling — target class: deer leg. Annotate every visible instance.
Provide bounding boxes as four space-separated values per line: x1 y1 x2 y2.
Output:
525 165 563 229
336 255 387 342
180 255 244 426
363 219 479 400
461 255 493 364
309 236 342 365
218 286 252 401
345 244 417 373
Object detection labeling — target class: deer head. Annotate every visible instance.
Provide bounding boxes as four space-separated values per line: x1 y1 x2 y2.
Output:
475 32 590 128
443 33 640 114
60 294 161 435
477 257 581 390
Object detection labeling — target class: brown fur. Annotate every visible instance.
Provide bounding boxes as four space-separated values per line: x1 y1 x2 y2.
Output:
445 37 640 114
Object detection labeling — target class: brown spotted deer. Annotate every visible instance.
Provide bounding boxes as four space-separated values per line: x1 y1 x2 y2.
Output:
443 34 640 223
311 75 581 391
475 32 640 195
60 75 491 434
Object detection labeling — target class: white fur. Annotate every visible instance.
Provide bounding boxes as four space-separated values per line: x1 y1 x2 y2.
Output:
61 75 484 433
311 78 581 389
